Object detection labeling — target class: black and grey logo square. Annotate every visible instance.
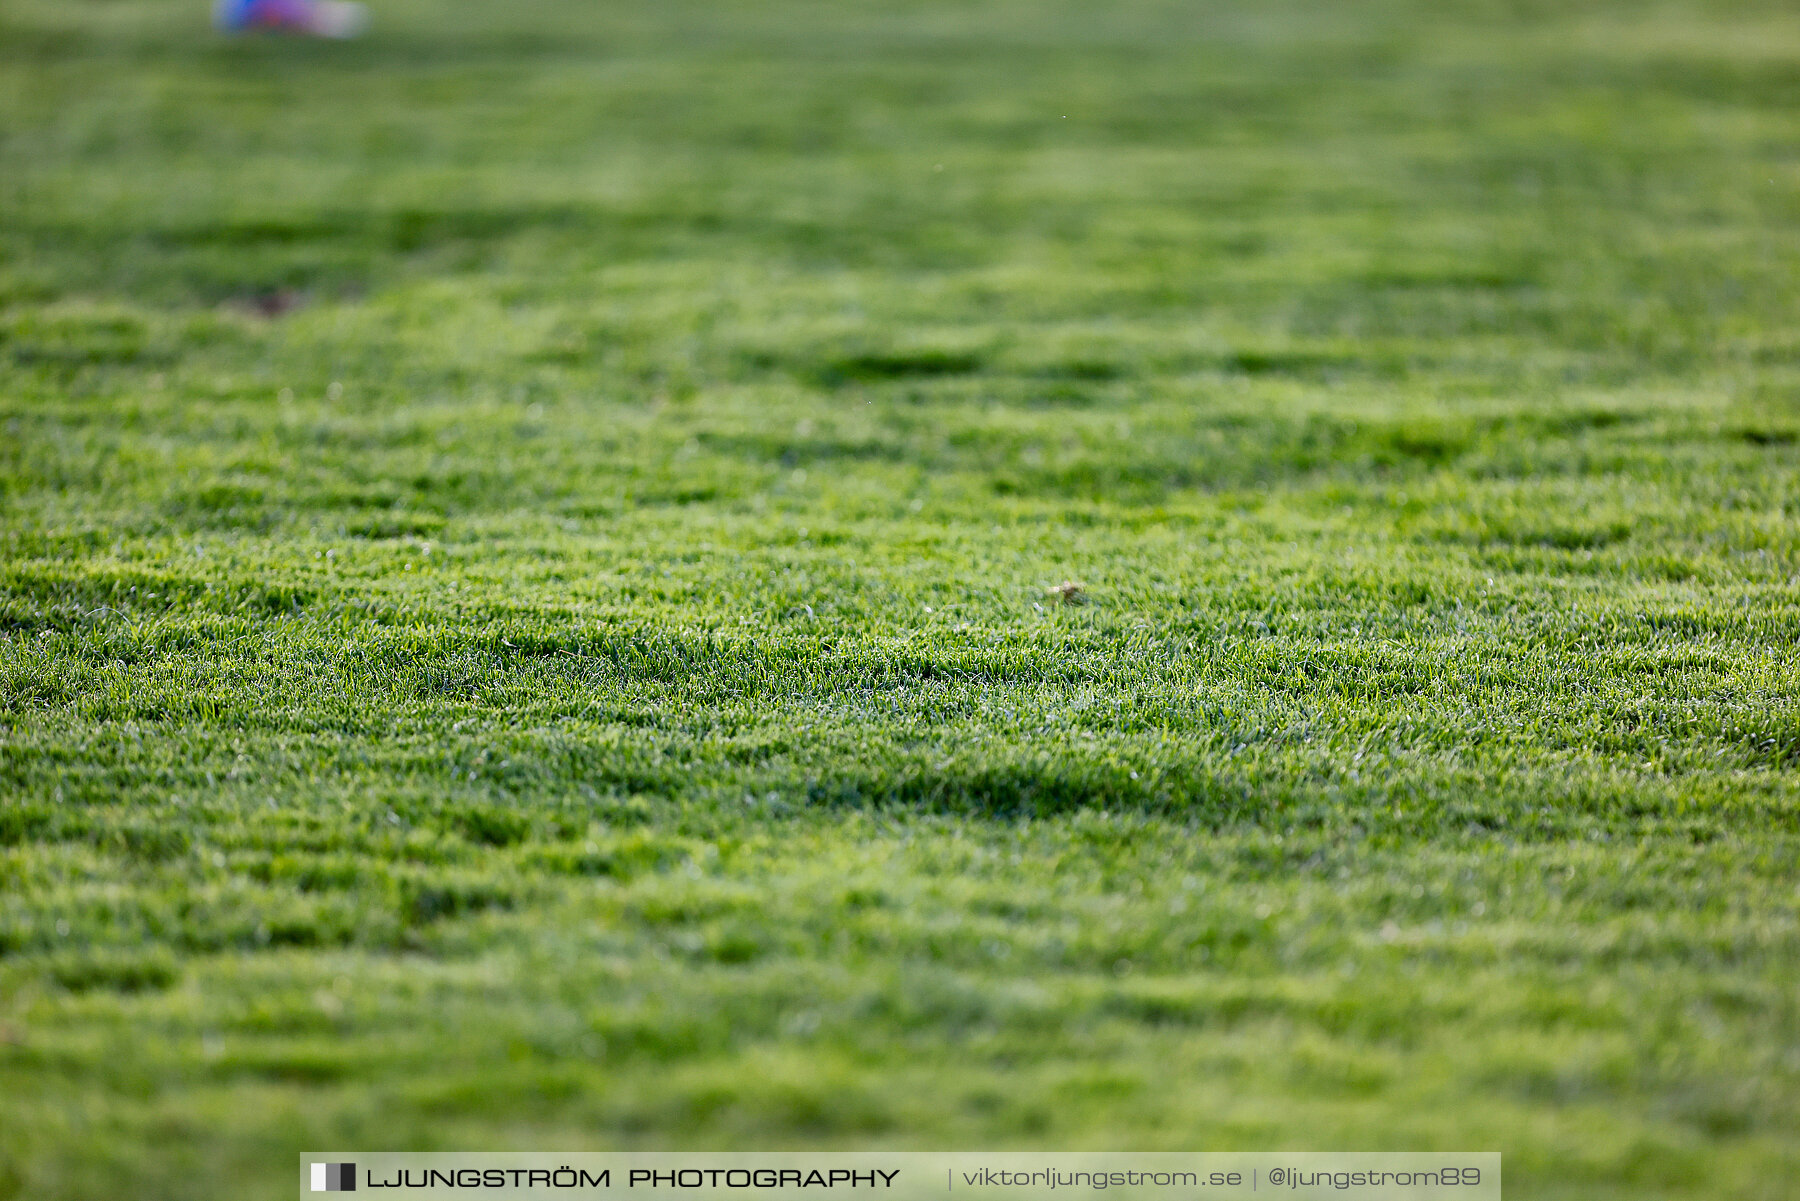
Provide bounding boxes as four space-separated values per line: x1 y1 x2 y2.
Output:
311 1163 356 1192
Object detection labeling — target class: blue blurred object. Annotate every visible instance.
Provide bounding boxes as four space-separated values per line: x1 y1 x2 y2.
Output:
213 0 366 37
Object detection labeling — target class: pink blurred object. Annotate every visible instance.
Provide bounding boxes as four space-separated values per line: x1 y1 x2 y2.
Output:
214 0 367 38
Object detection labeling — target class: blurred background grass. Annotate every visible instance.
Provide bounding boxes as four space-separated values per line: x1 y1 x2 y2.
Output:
3 1 1800 1198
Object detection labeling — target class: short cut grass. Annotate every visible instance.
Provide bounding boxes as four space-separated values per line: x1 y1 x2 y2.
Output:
3 0 1799 1198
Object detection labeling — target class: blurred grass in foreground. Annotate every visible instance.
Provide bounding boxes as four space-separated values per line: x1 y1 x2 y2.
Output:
2 1 1800 1198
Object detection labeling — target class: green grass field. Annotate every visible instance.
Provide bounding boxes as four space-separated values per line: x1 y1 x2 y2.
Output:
4 0 1800 1196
